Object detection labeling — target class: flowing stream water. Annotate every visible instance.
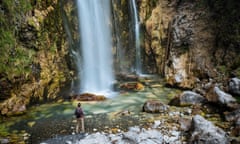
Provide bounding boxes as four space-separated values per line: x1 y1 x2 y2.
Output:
0 77 182 144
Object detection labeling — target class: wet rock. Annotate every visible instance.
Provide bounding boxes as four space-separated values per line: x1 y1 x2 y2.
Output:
229 77 240 96
189 115 229 144
115 73 139 81
206 86 238 109
42 126 164 144
169 91 206 106
119 82 144 91
142 100 169 113
72 93 106 101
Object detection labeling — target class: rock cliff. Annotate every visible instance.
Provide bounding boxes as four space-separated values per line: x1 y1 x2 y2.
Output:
0 0 71 116
138 0 240 89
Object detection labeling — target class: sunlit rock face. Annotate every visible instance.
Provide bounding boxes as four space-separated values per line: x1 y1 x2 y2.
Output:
139 0 201 88
138 0 240 89
165 54 195 89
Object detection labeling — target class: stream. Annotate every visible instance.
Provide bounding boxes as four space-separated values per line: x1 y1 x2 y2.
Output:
0 76 183 143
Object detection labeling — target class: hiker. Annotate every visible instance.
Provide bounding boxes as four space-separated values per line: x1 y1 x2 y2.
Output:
74 102 85 133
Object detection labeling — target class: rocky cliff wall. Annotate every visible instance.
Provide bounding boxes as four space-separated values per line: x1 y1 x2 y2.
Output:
0 0 71 116
139 0 240 89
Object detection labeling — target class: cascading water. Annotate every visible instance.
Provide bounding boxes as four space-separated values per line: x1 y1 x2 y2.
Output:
130 0 142 75
76 0 114 95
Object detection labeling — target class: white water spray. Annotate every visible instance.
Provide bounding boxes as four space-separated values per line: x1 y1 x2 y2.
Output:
76 0 114 95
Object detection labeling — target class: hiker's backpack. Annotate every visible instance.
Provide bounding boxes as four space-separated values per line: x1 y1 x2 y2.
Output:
75 108 83 118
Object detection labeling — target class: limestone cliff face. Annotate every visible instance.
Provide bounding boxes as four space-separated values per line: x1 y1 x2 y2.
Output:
139 0 240 89
0 0 71 116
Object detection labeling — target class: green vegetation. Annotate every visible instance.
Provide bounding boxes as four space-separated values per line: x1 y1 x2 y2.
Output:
0 0 34 81
216 65 228 75
0 124 10 137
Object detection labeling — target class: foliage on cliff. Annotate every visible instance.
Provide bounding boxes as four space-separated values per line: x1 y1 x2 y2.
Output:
0 0 32 76
0 0 34 101
0 0 70 115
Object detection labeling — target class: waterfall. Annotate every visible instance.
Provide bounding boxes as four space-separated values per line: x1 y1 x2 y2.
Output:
130 0 142 75
76 0 114 95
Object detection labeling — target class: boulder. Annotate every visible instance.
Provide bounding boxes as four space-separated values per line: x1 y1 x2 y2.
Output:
142 100 169 113
224 108 240 136
169 91 206 106
119 82 144 91
72 93 106 101
42 126 164 144
214 87 236 104
0 95 27 116
77 133 110 144
224 108 240 122
189 115 229 144
122 126 163 144
206 86 238 109
115 73 138 81
229 77 240 96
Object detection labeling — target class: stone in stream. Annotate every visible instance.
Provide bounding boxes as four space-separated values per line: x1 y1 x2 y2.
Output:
142 100 169 113
71 93 106 101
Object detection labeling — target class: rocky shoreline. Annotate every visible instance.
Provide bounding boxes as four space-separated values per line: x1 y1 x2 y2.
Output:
40 112 232 144
40 77 240 144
